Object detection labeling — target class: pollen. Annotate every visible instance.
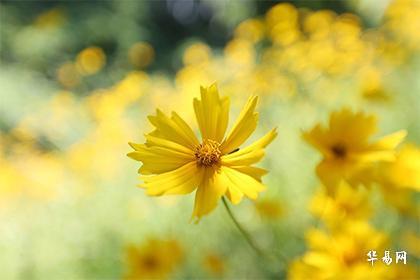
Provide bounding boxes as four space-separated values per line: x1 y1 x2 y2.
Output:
194 139 222 167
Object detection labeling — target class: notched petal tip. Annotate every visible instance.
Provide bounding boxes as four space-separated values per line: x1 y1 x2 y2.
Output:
271 127 279 138
189 215 201 224
374 129 407 150
248 95 259 105
128 142 141 150
127 151 140 160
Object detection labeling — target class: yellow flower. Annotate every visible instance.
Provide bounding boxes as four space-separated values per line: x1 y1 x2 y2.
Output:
124 239 183 280
379 183 419 218
303 108 406 192
203 253 225 276
75 46 106 76
128 84 277 220
310 181 371 228
386 143 420 191
288 223 419 280
402 230 420 258
288 221 393 280
376 144 420 217
255 198 285 220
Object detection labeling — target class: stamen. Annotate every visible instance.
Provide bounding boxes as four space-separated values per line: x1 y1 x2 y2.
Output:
194 139 222 167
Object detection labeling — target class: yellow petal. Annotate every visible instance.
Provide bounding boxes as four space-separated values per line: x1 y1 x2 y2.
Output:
303 109 379 157
224 184 243 205
221 95 258 154
192 168 227 220
329 108 377 146
302 125 332 157
370 130 407 150
351 130 406 162
388 144 420 190
302 252 337 270
193 84 230 142
230 166 268 182
129 144 194 175
222 128 277 166
351 150 396 162
141 162 202 196
171 111 200 145
316 160 346 192
144 134 194 155
220 166 266 201
148 109 199 150
316 159 373 192
128 142 143 151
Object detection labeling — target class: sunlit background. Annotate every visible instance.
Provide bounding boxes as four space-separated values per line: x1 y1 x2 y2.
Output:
0 0 419 279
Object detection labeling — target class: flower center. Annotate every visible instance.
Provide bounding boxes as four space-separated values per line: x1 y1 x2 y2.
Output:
331 143 347 159
342 250 360 266
194 139 222 167
142 254 160 270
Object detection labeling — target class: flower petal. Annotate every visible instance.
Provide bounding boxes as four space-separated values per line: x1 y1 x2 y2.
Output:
171 111 200 146
148 109 199 150
222 128 277 166
141 162 202 196
193 84 230 142
128 143 194 175
302 125 332 158
230 166 268 182
224 184 244 205
221 95 258 154
351 130 407 162
220 166 266 202
192 168 227 220
369 130 407 150
144 134 194 155
329 108 377 147
128 142 144 151
316 160 347 192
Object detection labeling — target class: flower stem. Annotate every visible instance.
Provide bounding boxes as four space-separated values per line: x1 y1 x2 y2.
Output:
221 196 264 257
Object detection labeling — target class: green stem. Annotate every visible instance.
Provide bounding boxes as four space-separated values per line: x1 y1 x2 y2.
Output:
222 196 264 257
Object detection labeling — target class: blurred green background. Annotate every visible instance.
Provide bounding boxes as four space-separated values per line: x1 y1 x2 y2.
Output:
0 0 419 279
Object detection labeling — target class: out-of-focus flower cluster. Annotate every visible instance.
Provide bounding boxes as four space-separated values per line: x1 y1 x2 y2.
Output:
289 108 419 279
0 0 419 279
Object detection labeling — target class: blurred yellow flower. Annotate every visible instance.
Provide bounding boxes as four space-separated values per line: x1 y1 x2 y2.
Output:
288 222 392 280
124 239 183 279
128 42 155 68
386 143 420 191
374 144 420 217
303 108 406 192
203 253 225 276
182 42 211 66
266 3 300 46
56 62 81 88
310 182 371 228
33 8 66 29
303 10 336 40
384 0 420 51
359 67 390 102
76 46 106 76
234 19 265 44
128 84 277 221
402 230 420 258
255 198 285 220
224 39 255 68
380 185 418 217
